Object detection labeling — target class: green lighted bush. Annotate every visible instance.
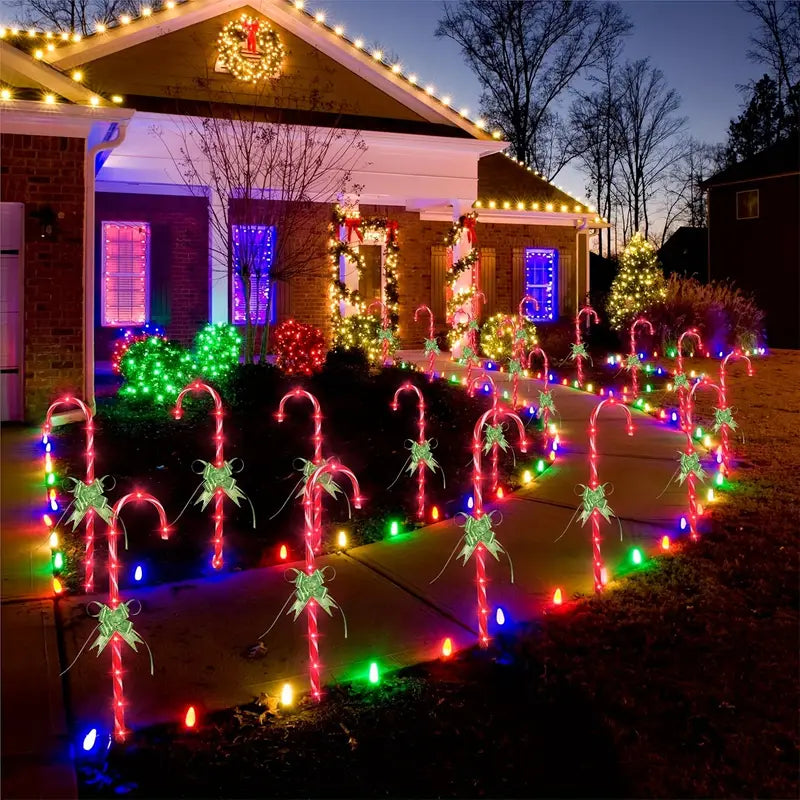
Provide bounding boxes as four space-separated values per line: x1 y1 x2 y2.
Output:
193 323 242 381
119 337 197 404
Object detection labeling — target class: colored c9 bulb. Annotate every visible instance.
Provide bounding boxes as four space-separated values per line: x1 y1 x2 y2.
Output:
553 588 563 605
441 637 452 657
368 662 379 684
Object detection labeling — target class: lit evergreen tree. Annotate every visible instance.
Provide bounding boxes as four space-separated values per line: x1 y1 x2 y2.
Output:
607 232 667 330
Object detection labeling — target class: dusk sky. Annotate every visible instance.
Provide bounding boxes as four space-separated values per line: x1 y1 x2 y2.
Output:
320 0 759 203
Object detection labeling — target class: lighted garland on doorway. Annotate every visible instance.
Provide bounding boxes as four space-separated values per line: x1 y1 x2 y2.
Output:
441 213 480 349
328 206 400 362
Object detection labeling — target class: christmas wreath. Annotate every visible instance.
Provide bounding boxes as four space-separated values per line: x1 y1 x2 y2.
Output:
216 14 285 83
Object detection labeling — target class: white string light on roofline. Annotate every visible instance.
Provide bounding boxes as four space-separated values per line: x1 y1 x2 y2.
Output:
0 0 505 139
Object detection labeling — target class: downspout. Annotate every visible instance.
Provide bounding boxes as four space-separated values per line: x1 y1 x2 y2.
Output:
575 217 588 312
83 122 128 413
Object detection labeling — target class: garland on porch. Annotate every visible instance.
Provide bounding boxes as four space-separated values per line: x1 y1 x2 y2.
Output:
328 206 400 362
442 212 480 348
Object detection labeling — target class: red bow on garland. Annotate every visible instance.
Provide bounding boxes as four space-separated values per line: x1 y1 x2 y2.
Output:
242 19 260 53
344 217 363 242
386 220 399 244
461 215 477 246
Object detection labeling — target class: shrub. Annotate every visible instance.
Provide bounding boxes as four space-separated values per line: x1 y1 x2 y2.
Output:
119 337 197 404
479 313 537 362
334 313 398 364
193 323 242 381
110 324 165 374
649 274 766 352
273 319 326 376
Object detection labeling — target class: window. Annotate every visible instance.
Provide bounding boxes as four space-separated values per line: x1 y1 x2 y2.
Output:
101 222 150 327
231 225 275 324
523 248 558 320
358 244 382 302
736 190 759 220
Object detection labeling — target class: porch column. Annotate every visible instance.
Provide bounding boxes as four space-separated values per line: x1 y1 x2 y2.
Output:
450 199 475 357
209 191 229 323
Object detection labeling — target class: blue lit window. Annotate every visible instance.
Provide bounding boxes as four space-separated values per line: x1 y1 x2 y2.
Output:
231 225 275 324
523 248 558 320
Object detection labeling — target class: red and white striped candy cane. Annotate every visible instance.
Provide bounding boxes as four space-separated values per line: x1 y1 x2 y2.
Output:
107 492 169 742
391 382 428 520
414 305 437 380
468 373 502 492
676 328 703 433
587 398 634 592
301 460 362 700
575 305 600 386
471 407 527 647
527 346 551 442
43 396 95 593
276 389 324 554
629 317 654 397
174 381 226 569
719 350 753 471
367 299 391 366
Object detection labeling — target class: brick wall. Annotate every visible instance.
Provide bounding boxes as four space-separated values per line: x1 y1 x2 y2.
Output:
1 133 85 421
95 192 210 357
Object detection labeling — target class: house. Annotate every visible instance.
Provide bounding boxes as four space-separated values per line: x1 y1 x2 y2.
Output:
0 0 608 421
701 134 799 349
658 226 708 280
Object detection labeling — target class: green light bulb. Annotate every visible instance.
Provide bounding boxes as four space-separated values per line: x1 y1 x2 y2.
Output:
368 662 379 684
631 548 643 565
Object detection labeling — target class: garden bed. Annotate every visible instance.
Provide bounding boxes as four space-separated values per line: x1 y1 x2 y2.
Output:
53 355 543 592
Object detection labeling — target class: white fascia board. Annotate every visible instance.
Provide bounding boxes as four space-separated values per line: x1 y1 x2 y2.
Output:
45 0 494 139
0 100 133 137
420 208 610 228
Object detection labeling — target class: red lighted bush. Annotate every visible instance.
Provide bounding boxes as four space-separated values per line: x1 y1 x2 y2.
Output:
273 319 326 376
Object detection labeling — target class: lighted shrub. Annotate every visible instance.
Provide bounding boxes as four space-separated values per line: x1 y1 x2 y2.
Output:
607 233 667 331
479 313 537 362
119 337 197 404
110 324 166 375
273 319 327 375
193 322 242 380
334 313 398 364
649 274 766 352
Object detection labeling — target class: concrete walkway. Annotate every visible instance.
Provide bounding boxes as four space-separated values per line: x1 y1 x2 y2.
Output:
54 354 693 740
1 426 77 799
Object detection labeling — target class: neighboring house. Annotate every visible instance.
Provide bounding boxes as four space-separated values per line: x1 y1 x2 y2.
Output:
701 134 799 349
0 0 607 421
658 226 708 280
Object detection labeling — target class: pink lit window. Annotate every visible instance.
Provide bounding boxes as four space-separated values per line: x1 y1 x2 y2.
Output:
101 222 150 327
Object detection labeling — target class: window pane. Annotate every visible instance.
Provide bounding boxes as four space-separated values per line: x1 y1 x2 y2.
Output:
736 190 759 220
523 248 558 320
101 222 149 326
231 225 275 325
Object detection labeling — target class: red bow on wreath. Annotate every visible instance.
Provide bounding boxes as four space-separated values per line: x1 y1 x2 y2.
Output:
386 220 399 244
462 215 478 246
344 217 363 242
242 19 260 53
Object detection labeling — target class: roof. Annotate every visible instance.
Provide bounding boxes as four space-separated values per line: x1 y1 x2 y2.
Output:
702 133 800 188
476 152 599 217
1 0 499 140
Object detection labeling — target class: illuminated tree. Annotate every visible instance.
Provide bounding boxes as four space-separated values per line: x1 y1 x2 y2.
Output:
607 232 667 330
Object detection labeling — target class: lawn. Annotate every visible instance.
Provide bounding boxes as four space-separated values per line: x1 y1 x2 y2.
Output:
78 350 799 798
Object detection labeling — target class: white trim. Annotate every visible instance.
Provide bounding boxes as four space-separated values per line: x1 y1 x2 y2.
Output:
44 0 494 139
420 208 609 228
0 99 132 137
96 180 209 196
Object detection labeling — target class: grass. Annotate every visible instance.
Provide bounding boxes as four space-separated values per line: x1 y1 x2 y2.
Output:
77 350 798 798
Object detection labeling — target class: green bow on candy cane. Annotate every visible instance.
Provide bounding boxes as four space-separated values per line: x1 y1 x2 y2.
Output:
296 458 343 500
678 451 706 484
483 423 510 453
65 478 114 529
515 328 528 342
377 328 398 347
460 345 479 365
570 342 589 360
578 484 614 525
424 337 441 355
508 358 523 376
90 601 146 657
407 440 441 476
458 513 513 581
468 320 480 332
286 569 347 637
538 390 556 413
713 407 738 433
196 461 248 511
673 373 690 390
625 353 642 371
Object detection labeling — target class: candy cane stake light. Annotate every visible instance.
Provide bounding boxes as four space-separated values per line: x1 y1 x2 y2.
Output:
719 350 753 465
414 305 439 380
675 328 703 432
527 346 554 445
173 381 228 569
690 379 737 474
470 408 527 646
301 461 362 700
628 317 654 397
573 304 599 386
468 374 502 492
390 382 435 520
587 398 634 592
43 396 98 593
453 308 480 386
106 492 169 742
276 389 325 552
367 299 393 366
